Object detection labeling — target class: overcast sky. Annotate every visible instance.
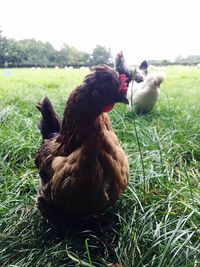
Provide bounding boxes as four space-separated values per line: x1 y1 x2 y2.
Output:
1 0 200 64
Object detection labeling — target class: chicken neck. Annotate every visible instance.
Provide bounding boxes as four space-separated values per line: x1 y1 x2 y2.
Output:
56 85 107 155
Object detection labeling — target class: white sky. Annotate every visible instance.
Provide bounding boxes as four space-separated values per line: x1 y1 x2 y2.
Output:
1 0 200 64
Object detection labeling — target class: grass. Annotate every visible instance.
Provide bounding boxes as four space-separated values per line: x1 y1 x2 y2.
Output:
0 66 200 267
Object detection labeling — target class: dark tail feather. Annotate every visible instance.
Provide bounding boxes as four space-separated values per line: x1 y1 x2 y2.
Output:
36 96 61 140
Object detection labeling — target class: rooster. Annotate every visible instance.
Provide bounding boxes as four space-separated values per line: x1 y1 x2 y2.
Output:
130 72 165 114
35 65 129 225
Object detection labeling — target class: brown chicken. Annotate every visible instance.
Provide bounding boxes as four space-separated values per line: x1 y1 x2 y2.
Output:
35 65 129 225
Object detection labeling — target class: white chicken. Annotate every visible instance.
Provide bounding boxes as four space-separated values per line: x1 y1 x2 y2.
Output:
128 72 165 114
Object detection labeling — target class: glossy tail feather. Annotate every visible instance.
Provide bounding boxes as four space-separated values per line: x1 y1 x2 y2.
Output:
36 96 61 139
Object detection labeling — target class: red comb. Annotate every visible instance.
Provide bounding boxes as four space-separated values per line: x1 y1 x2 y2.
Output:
119 74 128 93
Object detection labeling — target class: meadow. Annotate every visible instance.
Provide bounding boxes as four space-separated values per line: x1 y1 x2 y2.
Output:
0 66 200 267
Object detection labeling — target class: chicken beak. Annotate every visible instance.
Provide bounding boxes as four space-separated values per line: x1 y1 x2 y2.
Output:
119 94 129 104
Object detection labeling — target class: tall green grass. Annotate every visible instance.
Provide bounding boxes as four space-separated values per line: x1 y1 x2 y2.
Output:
0 66 200 266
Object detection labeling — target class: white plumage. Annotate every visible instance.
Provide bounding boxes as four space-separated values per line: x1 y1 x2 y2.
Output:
128 72 165 114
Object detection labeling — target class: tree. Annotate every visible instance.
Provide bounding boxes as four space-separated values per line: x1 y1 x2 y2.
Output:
0 31 114 67
15 39 57 67
45 42 57 66
6 38 23 67
0 30 8 66
57 44 90 66
175 55 200 65
91 45 113 65
21 39 48 66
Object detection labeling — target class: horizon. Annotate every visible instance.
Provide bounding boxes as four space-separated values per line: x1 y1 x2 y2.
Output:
1 33 200 64
1 0 200 64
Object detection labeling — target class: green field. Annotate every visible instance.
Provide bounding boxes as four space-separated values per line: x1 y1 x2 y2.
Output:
0 66 200 267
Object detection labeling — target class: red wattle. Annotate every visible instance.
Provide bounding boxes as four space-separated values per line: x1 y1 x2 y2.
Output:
103 103 115 113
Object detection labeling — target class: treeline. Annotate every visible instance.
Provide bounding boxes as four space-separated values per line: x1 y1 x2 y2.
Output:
0 31 113 68
149 55 200 66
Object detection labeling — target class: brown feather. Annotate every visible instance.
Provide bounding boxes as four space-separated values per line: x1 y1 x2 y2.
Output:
35 65 129 223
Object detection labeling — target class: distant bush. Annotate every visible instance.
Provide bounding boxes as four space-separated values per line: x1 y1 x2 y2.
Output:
0 31 113 68
149 55 200 66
